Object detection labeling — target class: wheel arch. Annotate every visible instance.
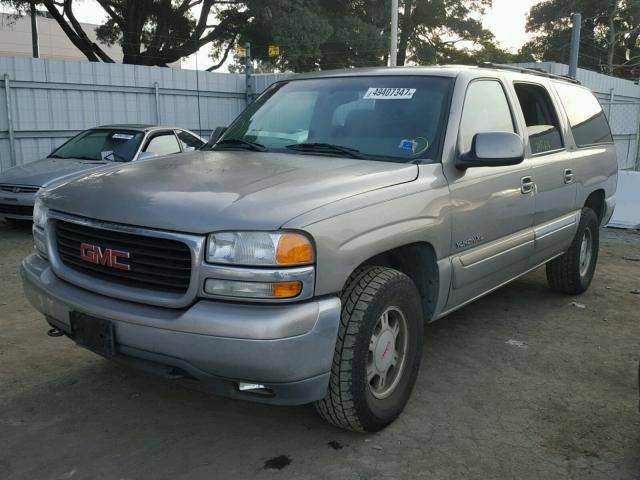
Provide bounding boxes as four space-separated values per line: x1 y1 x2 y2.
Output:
350 242 440 322
584 189 606 224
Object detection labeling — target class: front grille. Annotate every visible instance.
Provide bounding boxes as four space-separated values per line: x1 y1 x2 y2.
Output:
55 220 192 294
0 184 40 194
0 204 34 216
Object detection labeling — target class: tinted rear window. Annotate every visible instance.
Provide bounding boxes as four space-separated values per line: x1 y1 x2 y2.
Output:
553 82 613 147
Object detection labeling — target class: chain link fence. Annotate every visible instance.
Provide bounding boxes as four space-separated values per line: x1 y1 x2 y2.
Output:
600 100 640 171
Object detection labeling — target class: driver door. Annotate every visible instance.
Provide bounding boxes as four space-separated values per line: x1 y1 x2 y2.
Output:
444 78 535 311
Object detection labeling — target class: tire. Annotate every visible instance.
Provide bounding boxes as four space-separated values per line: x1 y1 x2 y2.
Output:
314 266 424 432
546 207 599 295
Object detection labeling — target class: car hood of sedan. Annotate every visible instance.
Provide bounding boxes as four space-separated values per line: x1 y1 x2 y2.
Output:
0 157 109 188
40 150 419 233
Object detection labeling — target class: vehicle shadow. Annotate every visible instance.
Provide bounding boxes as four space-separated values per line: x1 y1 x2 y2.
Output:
1 219 32 234
3 241 638 479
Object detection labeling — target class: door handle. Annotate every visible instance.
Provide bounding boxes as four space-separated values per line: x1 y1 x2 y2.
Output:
564 168 574 184
521 176 535 194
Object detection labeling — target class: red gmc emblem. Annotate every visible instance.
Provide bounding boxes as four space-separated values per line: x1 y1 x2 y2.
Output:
80 243 131 271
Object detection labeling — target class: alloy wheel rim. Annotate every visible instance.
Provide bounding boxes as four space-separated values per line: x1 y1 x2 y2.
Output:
579 228 593 277
367 306 408 399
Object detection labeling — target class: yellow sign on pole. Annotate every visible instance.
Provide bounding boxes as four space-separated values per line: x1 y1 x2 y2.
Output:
236 46 246 57
268 45 280 57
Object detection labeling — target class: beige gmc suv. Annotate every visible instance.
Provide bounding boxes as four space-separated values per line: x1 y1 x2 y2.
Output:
22 64 617 432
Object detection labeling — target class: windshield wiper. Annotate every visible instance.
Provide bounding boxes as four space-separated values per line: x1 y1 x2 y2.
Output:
212 138 267 152
102 151 128 162
285 143 368 159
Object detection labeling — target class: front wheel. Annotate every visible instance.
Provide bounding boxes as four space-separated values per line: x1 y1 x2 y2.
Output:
546 207 599 295
314 266 424 432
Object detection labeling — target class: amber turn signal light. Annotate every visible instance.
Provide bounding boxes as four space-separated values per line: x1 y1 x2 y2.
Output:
271 281 303 298
275 233 314 265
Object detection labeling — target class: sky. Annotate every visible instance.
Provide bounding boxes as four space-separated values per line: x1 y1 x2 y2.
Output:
36 0 545 71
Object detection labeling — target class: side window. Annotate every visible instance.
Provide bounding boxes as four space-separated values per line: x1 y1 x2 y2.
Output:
514 83 564 155
553 82 613 147
177 130 204 150
459 80 515 153
144 132 181 156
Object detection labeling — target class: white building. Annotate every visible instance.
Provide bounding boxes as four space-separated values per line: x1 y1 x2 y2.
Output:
0 11 180 67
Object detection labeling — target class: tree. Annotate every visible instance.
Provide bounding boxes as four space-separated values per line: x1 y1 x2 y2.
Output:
229 0 388 72
396 0 495 66
1 0 250 67
522 0 640 79
226 0 513 73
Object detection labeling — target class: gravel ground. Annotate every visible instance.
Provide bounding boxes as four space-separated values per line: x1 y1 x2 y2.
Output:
1 221 639 480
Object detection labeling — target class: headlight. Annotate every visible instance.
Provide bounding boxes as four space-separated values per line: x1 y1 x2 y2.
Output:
206 231 314 266
33 197 48 228
32 197 48 258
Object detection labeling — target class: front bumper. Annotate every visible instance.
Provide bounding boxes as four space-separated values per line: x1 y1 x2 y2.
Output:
0 191 36 220
21 254 341 405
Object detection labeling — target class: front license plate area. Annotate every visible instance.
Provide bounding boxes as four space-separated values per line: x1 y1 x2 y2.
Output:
70 312 115 356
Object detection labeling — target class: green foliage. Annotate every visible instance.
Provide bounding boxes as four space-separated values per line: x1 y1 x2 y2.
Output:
225 0 515 73
3 0 517 70
0 0 249 66
522 0 640 79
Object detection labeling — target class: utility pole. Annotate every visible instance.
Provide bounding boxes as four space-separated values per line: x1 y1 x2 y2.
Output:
390 0 398 67
30 2 39 58
568 13 581 78
244 42 252 104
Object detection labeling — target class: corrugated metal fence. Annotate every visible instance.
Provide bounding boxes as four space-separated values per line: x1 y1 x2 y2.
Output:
0 56 286 172
3 57 639 172
514 62 640 170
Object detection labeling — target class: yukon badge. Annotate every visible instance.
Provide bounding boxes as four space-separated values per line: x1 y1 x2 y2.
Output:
455 235 484 249
80 243 131 270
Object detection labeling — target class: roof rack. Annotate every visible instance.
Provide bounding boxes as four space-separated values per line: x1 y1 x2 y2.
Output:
477 62 581 85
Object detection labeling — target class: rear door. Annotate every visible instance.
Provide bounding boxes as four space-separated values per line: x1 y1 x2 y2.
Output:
511 81 578 267
552 81 617 224
444 78 535 310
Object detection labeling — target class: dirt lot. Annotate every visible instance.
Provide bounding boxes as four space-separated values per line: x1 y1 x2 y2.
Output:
1 221 639 480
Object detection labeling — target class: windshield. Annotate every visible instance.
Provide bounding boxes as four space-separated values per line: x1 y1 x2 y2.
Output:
217 76 453 162
51 129 145 162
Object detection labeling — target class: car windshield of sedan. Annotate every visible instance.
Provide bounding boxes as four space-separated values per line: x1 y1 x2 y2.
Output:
50 129 145 162
216 76 453 162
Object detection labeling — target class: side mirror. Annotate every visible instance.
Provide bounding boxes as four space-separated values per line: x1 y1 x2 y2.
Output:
137 151 159 161
457 132 524 169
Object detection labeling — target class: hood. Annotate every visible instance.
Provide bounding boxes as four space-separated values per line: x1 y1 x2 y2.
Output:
41 151 418 233
0 157 109 188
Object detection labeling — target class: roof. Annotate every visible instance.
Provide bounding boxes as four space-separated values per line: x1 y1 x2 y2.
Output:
288 63 581 85
94 124 160 131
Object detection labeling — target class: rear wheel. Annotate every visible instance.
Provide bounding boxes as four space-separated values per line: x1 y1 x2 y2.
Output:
314 266 423 432
546 207 599 295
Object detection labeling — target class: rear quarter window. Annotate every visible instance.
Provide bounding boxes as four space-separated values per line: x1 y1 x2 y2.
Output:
553 82 613 147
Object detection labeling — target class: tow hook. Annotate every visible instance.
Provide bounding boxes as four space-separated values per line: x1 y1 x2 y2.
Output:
47 327 65 337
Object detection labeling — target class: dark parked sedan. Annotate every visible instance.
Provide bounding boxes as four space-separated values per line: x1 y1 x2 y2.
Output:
0 124 204 221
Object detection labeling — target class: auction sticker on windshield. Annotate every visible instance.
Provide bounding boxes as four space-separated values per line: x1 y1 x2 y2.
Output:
363 88 416 100
112 133 134 140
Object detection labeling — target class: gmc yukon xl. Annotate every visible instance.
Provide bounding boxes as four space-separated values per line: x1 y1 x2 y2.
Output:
21 65 617 432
